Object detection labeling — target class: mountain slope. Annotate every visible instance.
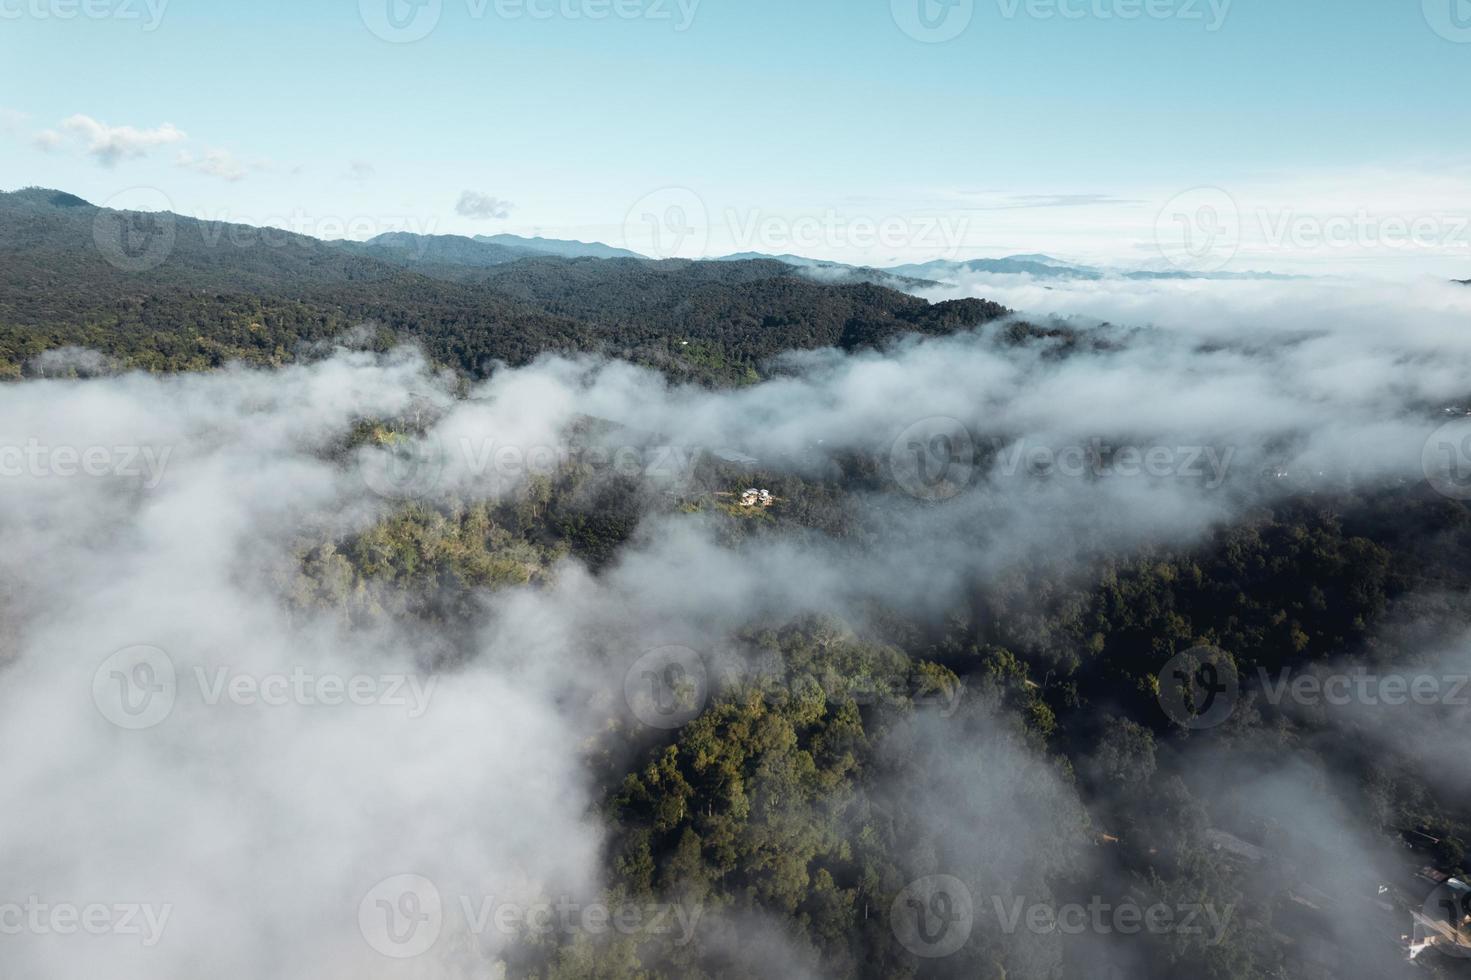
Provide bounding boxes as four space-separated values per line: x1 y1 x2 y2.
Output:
0 188 1010 382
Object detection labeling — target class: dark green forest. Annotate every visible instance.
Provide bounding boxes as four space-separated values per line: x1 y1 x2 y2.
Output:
0 188 1001 385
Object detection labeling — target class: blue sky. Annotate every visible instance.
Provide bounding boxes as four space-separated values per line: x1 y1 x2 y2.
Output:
2 0 1470 276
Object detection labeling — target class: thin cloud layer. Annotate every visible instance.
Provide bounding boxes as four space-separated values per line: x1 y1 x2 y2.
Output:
455 190 515 220
44 113 187 166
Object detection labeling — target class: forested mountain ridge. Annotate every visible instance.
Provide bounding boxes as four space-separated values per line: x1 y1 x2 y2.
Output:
0 187 1005 382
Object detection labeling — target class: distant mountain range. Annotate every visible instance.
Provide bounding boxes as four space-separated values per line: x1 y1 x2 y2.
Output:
334 234 1311 285
717 251 1303 285
3 184 1308 287
0 187 1007 384
885 255 1306 283
347 230 1306 286
0 185 1334 387
338 231 642 270
474 234 642 260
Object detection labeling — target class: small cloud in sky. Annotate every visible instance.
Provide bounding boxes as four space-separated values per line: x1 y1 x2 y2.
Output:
33 130 63 152
53 114 186 166
456 190 514 220
0 108 28 135
345 161 375 181
957 192 1144 211
177 148 247 182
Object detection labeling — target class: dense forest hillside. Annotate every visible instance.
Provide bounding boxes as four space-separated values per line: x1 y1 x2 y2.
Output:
0 188 1004 383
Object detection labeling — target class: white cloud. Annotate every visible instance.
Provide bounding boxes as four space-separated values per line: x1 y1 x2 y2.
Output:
176 148 247 182
456 190 515 220
0 107 28 135
54 114 187 166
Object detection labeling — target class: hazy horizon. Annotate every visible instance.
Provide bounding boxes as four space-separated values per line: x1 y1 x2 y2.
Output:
4 1 1471 279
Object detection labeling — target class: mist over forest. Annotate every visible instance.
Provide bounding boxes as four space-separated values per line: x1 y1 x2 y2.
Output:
2 185 1471 978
